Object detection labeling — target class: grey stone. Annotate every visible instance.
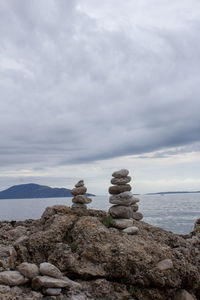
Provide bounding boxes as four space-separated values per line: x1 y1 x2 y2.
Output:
109 184 131 195
113 219 133 229
109 194 138 206
131 204 139 212
72 203 87 209
8 226 27 240
72 195 92 204
0 284 11 293
123 226 139 235
42 287 62 295
32 275 81 290
156 259 173 271
111 176 131 185
112 169 129 178
174 289 195 300
71 186 87 196
17 262 39 279
109 205 133 219
0 271 28 286
75 180 84 188
40 262 62 279
132 212 143 221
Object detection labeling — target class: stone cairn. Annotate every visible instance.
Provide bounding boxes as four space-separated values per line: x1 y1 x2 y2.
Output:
108 169 143 234
71 180 92 209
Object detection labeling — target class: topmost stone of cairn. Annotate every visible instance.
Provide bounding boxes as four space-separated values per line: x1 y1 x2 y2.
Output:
75 180 84 188
112 169 129 178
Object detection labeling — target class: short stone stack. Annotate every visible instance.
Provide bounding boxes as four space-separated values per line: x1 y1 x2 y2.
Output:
108 169 143 234
71 180 92 209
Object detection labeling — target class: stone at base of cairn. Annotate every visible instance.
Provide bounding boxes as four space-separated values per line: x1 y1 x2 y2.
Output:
71 180 91 210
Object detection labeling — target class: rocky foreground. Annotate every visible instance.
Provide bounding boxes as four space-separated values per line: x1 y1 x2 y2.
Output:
0 205 200 300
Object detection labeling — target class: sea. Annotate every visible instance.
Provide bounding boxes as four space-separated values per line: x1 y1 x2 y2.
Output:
0 193 200 234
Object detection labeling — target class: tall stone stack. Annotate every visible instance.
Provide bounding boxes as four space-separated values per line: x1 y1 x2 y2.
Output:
108 169 143 233
71 180 92 209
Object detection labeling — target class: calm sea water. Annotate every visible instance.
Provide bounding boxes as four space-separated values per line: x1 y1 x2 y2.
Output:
0 193 199 234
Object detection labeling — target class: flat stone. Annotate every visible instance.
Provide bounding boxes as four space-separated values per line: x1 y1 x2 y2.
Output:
112 169 129 178
17 262 39 279
132 212 143 221
131 204 139 212
40 262 62 279
72 203 87 209
123 226 139 235
111 176 131 185
72 195 92 204
112 219 133 229
42 287 62 296
0 271 28 286
156 259 173 271
174 289 195 300
109 193 138 206
109 184 131 195
75 180 84 188
109 205 133 219
71 186 87 196
32 275 81 290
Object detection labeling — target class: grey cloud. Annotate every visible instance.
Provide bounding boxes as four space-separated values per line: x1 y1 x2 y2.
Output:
0 0 200 171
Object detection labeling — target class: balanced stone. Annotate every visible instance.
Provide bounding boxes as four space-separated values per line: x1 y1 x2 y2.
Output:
109 184 131 195
17 262 39 279
132 212 143 221
131 204 139 212
110 193 138 206
109 205 133 219
71 186 87 196
0 271 28 286
72 203 87 209
111 176 131 185
32 275 81 290
75 180 84 188
113 219 133 229
123 226 139 235
72 195 92 204
112 169 129 178
40 262 62 279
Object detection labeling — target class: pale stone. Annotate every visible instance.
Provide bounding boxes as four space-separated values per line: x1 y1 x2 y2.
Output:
17 262 39 279
109 194 138 206
112 169 129 178
71 186 87 196
40 262 62 279
43 287 62 296
174 289 195 300
123 226 139 235
112 219 133 229
131 204 139 212
109 184 131 195
72 203 87 209
32 275 81 290
111 176 131 185
109 205 133 219
75 180 84 188
72 195 92 204
0 271 28 286
132 212 143 221
156 259 173 271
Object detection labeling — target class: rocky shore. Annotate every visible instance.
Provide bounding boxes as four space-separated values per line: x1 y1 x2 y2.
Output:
0 205 200 299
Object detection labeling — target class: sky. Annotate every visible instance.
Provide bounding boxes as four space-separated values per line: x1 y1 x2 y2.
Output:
0 0 200 195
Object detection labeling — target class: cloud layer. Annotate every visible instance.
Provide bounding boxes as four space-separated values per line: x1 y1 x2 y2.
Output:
1 0 200 187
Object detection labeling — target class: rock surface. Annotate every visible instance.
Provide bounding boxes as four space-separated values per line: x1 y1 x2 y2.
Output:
17 262 39 279
0 204 200 299
40 262 62 278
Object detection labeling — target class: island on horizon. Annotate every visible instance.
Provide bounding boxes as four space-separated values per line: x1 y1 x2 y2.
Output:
0 183 95 200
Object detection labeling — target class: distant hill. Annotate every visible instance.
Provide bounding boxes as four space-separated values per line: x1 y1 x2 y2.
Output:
146 191 200 195
0 183 95 199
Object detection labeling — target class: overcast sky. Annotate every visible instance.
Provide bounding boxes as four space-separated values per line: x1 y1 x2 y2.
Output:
1 0 200 194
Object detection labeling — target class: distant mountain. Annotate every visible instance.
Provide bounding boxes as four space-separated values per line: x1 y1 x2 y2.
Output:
146 191 200 195
0 183 95 199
